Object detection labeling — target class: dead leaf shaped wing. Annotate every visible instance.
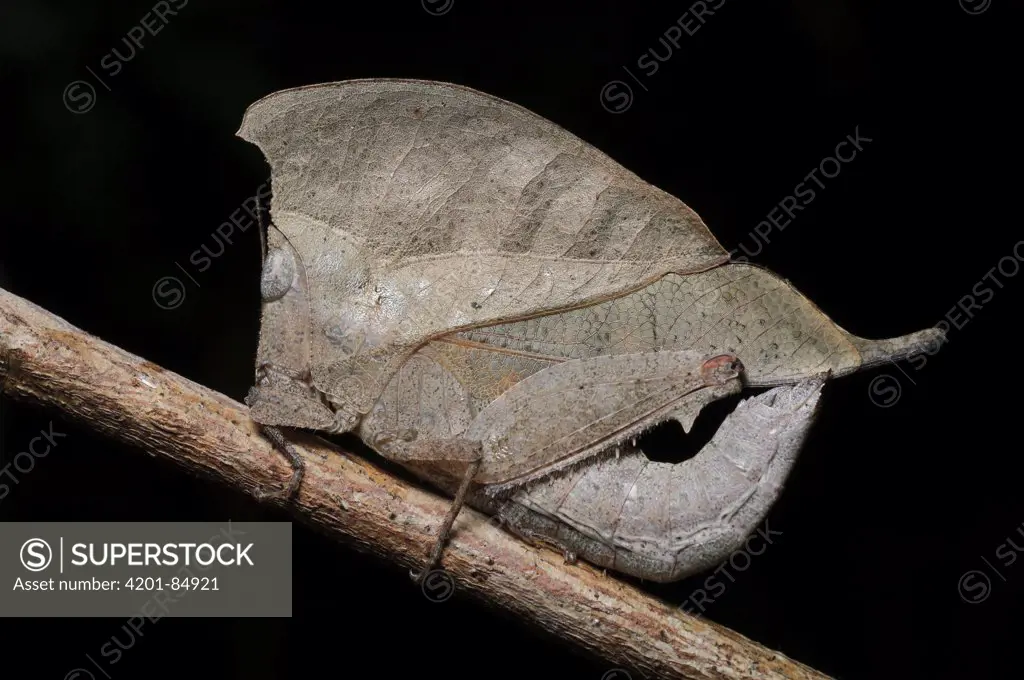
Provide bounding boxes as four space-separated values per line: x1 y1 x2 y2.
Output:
446 262 946 387
237 79 729 415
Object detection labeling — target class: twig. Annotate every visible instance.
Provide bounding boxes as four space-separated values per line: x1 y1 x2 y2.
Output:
0 286 833 680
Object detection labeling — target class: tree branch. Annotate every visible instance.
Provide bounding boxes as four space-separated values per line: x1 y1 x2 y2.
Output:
0 287 833 680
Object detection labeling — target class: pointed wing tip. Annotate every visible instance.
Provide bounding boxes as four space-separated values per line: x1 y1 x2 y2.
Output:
234 84 329 145
236 91 289 144
234 120 252 142
235 104 263 144
847 326 945 368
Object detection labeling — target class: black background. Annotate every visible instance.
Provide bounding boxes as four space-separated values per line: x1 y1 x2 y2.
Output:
2 1 1022 678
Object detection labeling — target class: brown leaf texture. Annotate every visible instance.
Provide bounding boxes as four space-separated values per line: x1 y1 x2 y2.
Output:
241 79 942 582
238 79 730 416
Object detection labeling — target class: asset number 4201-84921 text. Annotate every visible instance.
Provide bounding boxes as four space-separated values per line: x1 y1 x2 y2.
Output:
126 577 219 591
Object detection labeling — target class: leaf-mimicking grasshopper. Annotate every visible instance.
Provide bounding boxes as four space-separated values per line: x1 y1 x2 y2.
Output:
238 80 942 582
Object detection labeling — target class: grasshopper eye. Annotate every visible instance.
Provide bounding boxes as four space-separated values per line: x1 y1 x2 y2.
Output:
260 247 296 302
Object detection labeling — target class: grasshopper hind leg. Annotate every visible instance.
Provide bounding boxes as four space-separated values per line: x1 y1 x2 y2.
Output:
370 434 484 581
409 457 482 584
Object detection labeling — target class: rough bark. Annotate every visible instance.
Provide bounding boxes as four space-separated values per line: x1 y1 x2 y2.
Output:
0 286 833 680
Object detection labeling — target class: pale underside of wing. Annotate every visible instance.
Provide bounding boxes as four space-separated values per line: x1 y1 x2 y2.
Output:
237 80 729 411
488 380 825 582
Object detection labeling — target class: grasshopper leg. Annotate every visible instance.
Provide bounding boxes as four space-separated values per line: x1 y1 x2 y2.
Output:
411 457 482 583
246 386 305 502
